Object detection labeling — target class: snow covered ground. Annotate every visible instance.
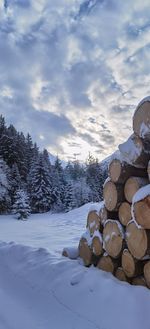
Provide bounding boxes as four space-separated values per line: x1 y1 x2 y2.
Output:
0 203 92 257
0 204 150 329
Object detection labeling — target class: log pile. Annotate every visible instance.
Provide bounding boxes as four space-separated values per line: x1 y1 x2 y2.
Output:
77 98 150 288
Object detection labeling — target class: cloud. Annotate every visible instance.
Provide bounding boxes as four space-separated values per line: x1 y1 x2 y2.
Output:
0 93 76 153
0 0 150 161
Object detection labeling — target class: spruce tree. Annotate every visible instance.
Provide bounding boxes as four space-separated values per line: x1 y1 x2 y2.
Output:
86 154 107 202
0 158 11 213
27 154 52 213
64 181 76 212
10 163 21 204
12 189 30 220
0 115 7 137
52 157 66 211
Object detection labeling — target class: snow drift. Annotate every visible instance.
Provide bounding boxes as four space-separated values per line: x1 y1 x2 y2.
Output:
0 240 150 329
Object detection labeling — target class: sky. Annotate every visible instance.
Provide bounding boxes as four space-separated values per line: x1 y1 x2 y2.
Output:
0 0 150 162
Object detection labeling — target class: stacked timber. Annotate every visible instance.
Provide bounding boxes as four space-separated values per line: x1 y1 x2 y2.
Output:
63 97 150 288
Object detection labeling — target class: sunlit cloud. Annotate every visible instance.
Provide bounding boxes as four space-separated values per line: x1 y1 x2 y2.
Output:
0 0 150 161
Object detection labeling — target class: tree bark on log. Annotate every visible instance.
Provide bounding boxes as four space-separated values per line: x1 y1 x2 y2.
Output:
124 177 148 203
103 180 125 211
79 237 92 266
86 211 102 235
103 220 124 258
115 267 128 282
133 195 150 229
118 134 150 168
132 276 147 287
122 249 144 278
126 221 150 259
119 202 131 226
109 158 147 184
144 261 150 288
133 100 150 140
97 255 120 274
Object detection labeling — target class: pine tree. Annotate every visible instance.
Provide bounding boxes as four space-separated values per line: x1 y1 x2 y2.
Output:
27 154 52 213
0 115 7 137
12 189 30 220
86 153 106 202
64 181 76 212
64 161 74 180
50 169 64 211
0 158 11 213
16 132 28 181
51 157 67 211
10 163 22 204
25 133 34 170
72 160 84 180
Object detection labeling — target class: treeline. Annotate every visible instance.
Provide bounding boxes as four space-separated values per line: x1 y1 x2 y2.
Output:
0 115 107 218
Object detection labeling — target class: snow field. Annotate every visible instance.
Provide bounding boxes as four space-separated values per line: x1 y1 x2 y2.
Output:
0 203 92 256
0 203 150 329
0 241 150 329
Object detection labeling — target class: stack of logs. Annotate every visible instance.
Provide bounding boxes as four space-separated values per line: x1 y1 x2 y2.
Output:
78 98 150 288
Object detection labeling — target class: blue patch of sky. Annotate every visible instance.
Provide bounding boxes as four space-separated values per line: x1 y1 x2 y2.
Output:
75 0 105 19
4 0 31 9
125 21 150 40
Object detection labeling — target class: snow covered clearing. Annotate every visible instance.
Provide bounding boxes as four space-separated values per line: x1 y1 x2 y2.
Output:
0 203 92 256
0 204 150 329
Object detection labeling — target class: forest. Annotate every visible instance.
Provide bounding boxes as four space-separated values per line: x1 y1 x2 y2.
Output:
0 115 107 218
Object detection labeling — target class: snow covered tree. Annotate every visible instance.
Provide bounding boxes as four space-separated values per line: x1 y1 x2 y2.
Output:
54 156 63 174
42 149 51 168
73 178 90 208
50 169 65 211
12 189 30 220
72 160 84 180
51 156 66 211
0 115 111 213
27 154 52 213
0 115 7 137
0 158 11 213
16 132 28 181
64 181 76 212
86 153 107 202
25 133 34 170
10 163 22 204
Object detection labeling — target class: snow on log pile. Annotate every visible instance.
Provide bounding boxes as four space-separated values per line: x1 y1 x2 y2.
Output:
63 97 150 288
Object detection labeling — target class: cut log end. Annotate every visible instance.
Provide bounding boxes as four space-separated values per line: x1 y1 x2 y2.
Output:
133 100 150 139
103 220 123 258
122 249 135 277
132 276 147 287
126 222 149 259
119 134 149 168
109 159 122 183
91 236 103 256
119 202 131 226
124 177 148 203
97 255 114 273
115 267 128 282
134 196 150 229
109 157 147 182
79 238 92 266
103 181 124 211
87 211 101 235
